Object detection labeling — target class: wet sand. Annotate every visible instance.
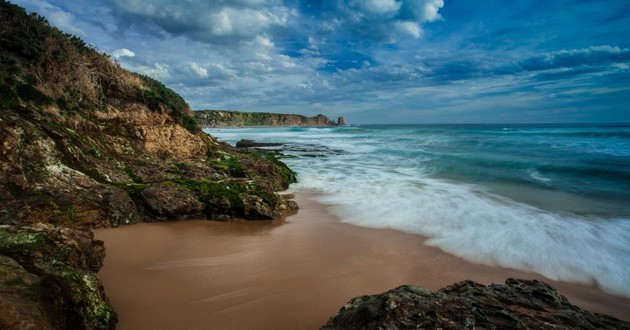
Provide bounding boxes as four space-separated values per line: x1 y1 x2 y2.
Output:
94 193 630 329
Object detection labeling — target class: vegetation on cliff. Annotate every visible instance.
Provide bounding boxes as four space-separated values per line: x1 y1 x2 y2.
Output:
0 1 298 327
0 0 296 227
194 110 339 127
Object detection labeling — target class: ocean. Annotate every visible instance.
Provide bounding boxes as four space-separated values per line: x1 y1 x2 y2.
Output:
204 124 630 298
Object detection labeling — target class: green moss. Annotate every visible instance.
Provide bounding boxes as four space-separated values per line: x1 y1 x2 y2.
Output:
0 229 45 252
208 154 247 178
122 166 143 183
173 178 246 213
251 153 297 185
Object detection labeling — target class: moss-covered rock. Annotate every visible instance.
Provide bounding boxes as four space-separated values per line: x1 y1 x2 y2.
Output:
0 224 116 329
0 1 297 227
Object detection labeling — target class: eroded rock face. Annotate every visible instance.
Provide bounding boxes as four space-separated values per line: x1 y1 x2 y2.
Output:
0 2 297 227
0 224 116 330
322 279 630 330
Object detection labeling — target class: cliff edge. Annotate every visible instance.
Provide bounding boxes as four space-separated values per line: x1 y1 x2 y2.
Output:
194 110 342 127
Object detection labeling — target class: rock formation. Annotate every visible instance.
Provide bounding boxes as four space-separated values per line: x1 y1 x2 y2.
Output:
0 2 297 328
0 224 115 329
194 110 338 127
0 1 296 227
322 279 630 330
337 116 346 126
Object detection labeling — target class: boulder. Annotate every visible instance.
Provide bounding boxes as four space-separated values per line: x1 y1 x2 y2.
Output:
0 224 116 330
322 279 630 330
140 182 205 219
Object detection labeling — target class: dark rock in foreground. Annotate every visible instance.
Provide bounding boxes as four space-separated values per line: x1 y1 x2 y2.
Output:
0 224 115 330
322 279 630 330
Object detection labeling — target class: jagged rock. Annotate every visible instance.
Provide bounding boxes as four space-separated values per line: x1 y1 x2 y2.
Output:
322 279 630 330
337 116 346 125
140 182 205 219
0 224 116 330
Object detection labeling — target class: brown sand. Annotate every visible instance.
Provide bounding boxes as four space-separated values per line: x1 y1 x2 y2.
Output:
94 193 630 329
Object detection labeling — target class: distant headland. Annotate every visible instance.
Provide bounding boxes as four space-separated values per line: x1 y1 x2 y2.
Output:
194 110 346 127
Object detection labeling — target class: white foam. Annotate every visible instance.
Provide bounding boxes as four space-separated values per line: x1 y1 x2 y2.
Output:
209 126 630 298
527 168 552 184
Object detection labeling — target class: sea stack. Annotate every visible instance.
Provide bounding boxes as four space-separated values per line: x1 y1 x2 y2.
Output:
337 116 346 126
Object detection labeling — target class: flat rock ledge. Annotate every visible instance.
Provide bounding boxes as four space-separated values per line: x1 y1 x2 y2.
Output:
322 278 630 330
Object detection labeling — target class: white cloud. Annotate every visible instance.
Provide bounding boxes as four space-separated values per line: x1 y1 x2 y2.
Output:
112 48 136 59
135 63 170 79
356 0 401 16
109 0 293 43
189 62 209 78
409 0 444 22
394 21 422 38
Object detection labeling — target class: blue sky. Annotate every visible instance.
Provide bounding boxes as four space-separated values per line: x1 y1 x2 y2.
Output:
13 0 630 124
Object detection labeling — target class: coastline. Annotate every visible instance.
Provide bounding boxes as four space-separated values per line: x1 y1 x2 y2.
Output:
94 192 630 329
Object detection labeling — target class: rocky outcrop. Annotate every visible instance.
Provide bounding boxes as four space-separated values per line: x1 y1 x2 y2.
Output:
322 279 630 330
235 139 284 148
0 224 116 329
0 1 297 227
194 110 342 127
337 116 346 126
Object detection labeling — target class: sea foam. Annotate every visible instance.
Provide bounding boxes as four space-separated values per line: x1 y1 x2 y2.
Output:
206 125 630 298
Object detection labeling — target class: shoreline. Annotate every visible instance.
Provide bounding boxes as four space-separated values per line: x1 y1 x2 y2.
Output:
94 192 630 329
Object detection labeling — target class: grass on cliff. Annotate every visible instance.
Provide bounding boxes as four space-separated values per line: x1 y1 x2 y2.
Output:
0 0 201 133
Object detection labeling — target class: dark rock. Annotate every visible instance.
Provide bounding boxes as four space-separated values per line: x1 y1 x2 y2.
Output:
236 139 284 148
140 182 205 219
0 224 116 330
337 116 346 125
322 279 630 330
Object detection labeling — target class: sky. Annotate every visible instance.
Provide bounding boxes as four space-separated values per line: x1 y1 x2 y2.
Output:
12 0 630 124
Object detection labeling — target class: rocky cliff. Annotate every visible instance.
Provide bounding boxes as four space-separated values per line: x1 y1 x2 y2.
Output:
0 1 296 227
0 224 115 329
322 279 630 330
194 110 340 127
0 2 296 328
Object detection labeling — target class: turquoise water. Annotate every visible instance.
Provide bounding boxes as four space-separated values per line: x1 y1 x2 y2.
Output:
205 124 630 297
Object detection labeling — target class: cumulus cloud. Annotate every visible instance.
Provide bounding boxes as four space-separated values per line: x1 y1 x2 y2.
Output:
189 62 209 78
112 48 135 59
320 0 445 42
134 62 170 79
108 0 293 43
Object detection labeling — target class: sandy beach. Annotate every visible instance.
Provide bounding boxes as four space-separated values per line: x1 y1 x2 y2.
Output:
94 192 630 329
